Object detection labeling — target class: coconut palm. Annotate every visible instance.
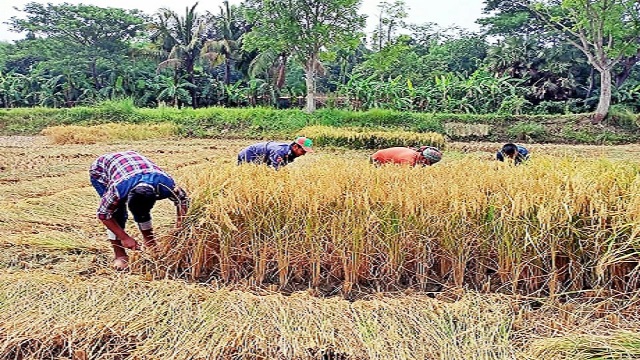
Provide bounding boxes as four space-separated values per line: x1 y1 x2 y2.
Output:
150 3 206 108
201 1 242 85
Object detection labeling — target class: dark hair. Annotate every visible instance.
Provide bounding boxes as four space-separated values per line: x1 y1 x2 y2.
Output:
501 143 518 156
128 185 156 222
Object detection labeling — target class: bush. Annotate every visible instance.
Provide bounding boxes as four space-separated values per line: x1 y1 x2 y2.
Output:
506 122 546 141
533 101 565 115
300 125 446 149
607 104 639 130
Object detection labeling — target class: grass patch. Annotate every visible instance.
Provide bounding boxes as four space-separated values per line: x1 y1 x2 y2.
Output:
507 122 546 141
2 100 634 144
41 123 180 144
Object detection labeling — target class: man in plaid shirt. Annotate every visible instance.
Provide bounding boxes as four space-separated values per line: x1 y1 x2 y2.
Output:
90 151 189 270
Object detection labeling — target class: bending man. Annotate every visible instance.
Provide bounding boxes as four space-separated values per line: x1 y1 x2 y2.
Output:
371 146 442 167
90 151 189 270
237 136 314 170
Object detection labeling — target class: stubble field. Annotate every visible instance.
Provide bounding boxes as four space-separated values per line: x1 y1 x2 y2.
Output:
1 135 639 359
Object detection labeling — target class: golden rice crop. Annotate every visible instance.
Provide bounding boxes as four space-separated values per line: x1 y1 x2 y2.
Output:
300 125 446 149
162 155 640 295
41 123 180 144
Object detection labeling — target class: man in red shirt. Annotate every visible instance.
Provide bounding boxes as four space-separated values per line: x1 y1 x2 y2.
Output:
371 146 442 166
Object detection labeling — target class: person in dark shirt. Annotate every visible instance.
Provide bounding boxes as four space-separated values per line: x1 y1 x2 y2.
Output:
496 143 530 165
90 151 189 270
237 136 313 170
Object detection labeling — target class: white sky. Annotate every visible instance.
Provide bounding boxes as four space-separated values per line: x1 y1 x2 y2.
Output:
0 0 485 42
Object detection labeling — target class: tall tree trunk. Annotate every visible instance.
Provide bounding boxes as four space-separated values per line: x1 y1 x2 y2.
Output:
304 56 316 113
615 54 639 87
90 58 100 90
187 63 197 109
275 54 288 90
224 58 231 85
593 68 612 124
377 11 383 51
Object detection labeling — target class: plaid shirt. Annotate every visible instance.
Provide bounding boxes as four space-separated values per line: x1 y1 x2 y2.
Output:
90 151 180 220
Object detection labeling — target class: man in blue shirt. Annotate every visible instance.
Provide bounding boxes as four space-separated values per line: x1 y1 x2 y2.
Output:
237 136 314 170
496 143 530 165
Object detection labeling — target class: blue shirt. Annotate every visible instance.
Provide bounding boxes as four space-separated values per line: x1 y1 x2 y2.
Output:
237 141 296 170
496 145 529 165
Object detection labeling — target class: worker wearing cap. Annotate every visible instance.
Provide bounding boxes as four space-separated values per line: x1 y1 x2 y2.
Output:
371 146 442 167
237 136 314 170
90 151 189 270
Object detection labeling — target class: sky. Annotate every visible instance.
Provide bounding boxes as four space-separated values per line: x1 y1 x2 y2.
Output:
0 0 486 42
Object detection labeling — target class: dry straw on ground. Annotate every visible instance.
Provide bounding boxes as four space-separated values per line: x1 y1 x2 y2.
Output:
41 123 179 144
2 270 638 360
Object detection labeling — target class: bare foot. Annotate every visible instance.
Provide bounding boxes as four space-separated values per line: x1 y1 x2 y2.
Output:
112 257 129 271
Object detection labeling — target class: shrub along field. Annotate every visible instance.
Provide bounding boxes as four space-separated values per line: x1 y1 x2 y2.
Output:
1 100 639 144
301 126 446 149
1 133 640 359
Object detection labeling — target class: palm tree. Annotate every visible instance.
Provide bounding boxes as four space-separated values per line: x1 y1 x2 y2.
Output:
201 1 242 85
150 3 206 108
156 74 196 107
249 50 289 90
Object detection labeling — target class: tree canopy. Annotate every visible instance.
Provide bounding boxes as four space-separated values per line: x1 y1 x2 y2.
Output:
0 0 638 118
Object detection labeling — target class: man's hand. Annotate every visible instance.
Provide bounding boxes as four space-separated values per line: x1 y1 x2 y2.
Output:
121 235 140 250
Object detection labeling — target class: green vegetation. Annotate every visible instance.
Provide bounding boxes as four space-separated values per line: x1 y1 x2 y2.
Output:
2 102 637 144
507 122 546 141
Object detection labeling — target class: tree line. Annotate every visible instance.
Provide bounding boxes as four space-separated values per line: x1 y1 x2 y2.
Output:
0 0 638 122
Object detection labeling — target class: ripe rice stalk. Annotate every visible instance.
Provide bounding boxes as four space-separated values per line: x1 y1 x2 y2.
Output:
300 125 446 149
159 156 640 295
41 123 180 144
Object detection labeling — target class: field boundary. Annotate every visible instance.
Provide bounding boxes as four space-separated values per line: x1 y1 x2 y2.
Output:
1 102 639 144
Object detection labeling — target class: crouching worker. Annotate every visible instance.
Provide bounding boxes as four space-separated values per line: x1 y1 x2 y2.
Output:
496 143 529 165
371 146 442 167
90 151 189 270
237 136 313 170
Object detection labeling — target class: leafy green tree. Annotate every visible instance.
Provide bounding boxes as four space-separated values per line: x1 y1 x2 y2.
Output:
244 0 366 112
529 0 640 122
372 0 409 51
156 74 196 107
201 1 246 85
9 3 146 91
